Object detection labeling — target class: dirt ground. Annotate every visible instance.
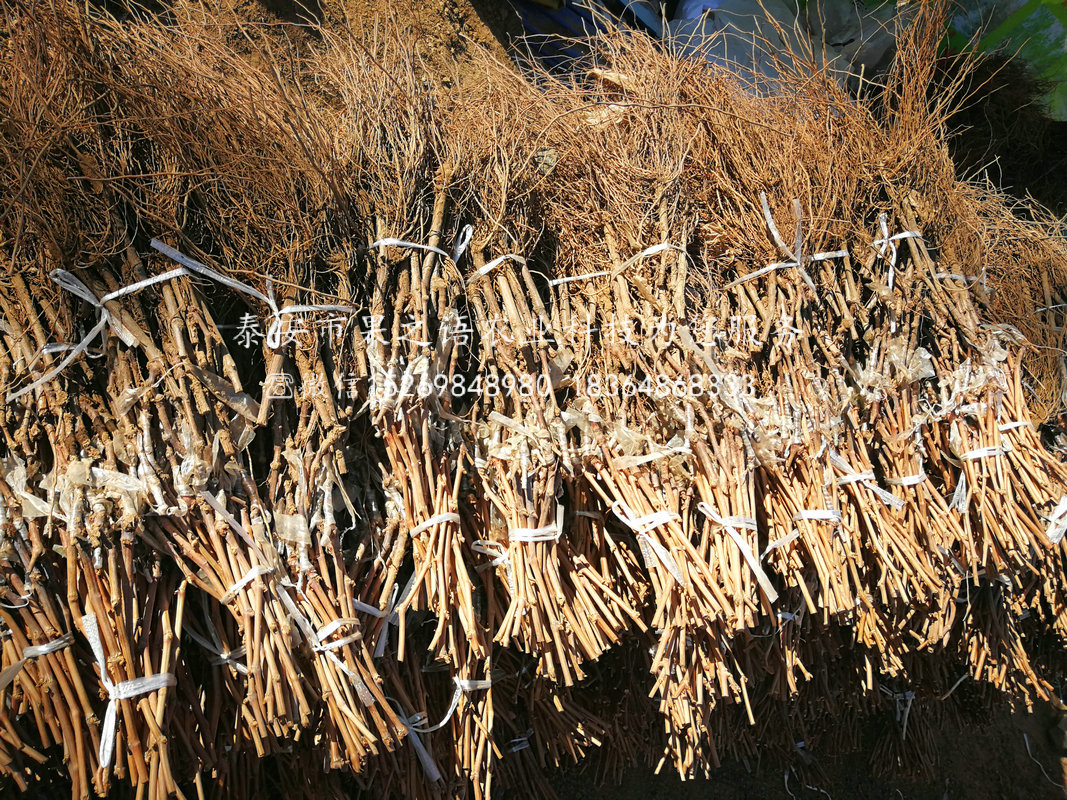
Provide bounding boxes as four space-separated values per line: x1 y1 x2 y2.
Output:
175 1 1067 796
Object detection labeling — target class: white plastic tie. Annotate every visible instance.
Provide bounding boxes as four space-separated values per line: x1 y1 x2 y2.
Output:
7 266 192 402
467 254 526 284
313 619 375 706
885 471 927 487
636 533 685 585
961 445 1010 460
828 449 905 510
184 627 248 676
221 564 272 603
1044 497 1067 546
761 530 799 559
698 503 778 603
754 193 817 293
614 243 683 277
949 472 969 513
792 510 842 523
409 513 461 537
998 421 1032 432
0 632 75 692
549 271 610 286
508 525 560 543
406 675 492 735
151 240 355 352
82 613 175 770
610 501 679 533
472 540 515 593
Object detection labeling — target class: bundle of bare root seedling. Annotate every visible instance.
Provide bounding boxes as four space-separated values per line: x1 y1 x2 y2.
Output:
1 0 1066 797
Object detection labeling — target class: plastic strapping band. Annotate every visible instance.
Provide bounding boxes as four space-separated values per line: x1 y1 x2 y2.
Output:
614 243 683 277
200 491 268 563
82 613 175 770
184 628 248 675
610 501 679 533
828 449 905 510
636 533 685 585
349 599 391 619
757 192 817 293
961 445 1010 460
0 632 75 692
313 620 375 705
761 530 799 559
998 421 1032 432
950 472 969 513
7 266 192 402
151 241 355 352
723 251 848 290
885 471 927 487
793 510 842 522
394 704 443 782
451 225 473 263
698 502 778 603
409 513 460 537
221 564 272 603
472 540 515 593
1044 497 1067 546
370 237 449 261
467 253 526 284
406 676 492 734
549 271 610 286
374 582 404 658
508 525 560 542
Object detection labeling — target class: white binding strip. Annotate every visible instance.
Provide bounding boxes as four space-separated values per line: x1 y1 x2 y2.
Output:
0 633 75 693
827 449 905 510
636 533 685 585
409 513 460 537
949 472 969 513
793 510 842 522
184 628 248 676
998 421 1032 432
151 240 355 352
200 490 267 563
575 510 603 521
757 192 817 292
370 237 449 261
550 271 610 286
613 445 691 469
390 701 443 782
452 225 473 263
961 445 1010 460
6 266 191 402
406 676 492 735
82 613 176 770
472 540 515 593
615 243 683 276
1044 497 1067 546
698 503 778 603
467 253 526 284
610 501 679 533
508 525 560 543
761 530 799 559
885 471 927 487
723 250 848 290
221 564 272 603
349 599 391 619
313 619 375 705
